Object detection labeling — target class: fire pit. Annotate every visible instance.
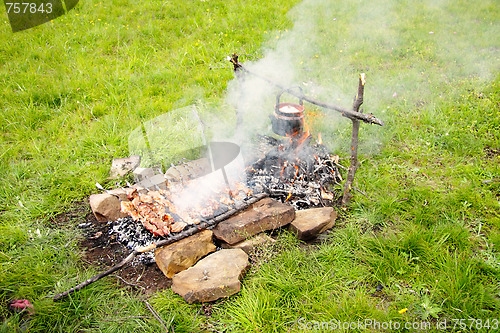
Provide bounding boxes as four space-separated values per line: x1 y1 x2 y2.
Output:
109 95 341 247
54 57 384 301
108 131 342 264
247 88 343 209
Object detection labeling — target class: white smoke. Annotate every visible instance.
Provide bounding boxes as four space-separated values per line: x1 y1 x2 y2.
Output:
222 0 499 155
127 0 498 213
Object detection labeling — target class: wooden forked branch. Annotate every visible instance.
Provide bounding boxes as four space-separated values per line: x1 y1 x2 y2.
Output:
341 73 365 206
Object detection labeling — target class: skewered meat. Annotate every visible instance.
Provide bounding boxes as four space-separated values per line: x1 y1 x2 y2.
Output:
220 195 234 206
170 222 187 233
119 178 253 236
121 192 175 236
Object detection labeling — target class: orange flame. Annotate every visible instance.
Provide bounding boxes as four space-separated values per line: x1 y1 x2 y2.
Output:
296 121 311 147
317 132 323 145
285 116 311 147
285 164 300 202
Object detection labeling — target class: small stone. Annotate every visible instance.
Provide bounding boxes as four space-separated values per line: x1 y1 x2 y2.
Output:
89 193 128 222
289 207 337 240
133 167 156 182
171 249 249 303
213 198 295 245
108 188 128 201
155 230 216 278
221 233 275 254
164 158 211 182
110 155 141 178
136 174 167 190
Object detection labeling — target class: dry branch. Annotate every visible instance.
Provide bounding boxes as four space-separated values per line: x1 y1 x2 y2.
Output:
144 300 170 332
342 73 365 206
53 193 268 301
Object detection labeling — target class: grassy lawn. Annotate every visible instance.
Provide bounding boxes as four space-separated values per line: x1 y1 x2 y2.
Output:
0 0 498 332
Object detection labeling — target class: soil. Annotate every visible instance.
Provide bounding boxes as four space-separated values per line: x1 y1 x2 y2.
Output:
52 202 171 295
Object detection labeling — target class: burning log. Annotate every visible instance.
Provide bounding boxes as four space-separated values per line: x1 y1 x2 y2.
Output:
53 193 268 301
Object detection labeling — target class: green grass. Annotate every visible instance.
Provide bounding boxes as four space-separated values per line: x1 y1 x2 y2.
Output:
1 0 499 331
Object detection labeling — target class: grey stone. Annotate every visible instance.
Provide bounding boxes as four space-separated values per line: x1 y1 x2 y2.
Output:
171 249 249 303
136 174 167 190
164 158 211 182
133 167 156 182
289 207 337 240
110 155 141 178
155 230 216 278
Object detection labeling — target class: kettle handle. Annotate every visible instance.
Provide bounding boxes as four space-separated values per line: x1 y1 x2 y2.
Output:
275 87 304 113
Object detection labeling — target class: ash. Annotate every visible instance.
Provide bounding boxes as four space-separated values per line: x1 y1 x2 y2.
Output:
108 217 163 265
246 135 343 210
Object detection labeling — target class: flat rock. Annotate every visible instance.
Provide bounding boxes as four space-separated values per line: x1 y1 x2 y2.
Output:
133 167 156 182
89 193 128 222
212 198 295 245
171 249 249 303
289 207 337 240
136 174 167 190
155 230 216 278
108 188 128 201
110 155 141 178
221 233 276 254
164 158 211 182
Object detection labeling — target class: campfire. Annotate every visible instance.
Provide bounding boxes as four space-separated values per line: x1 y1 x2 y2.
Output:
247 135 342 209
107 89 344 264
54 56 384 301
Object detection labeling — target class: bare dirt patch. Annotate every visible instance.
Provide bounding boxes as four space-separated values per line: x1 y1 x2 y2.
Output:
52 202 171 294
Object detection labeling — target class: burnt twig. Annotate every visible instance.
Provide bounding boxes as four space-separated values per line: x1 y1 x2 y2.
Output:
352 186 372 200
482 178 500 184
144 300 170 332
111 274 145 290
101 316 154 322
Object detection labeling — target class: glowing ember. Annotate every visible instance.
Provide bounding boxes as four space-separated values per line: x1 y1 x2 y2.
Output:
320 187 334 200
